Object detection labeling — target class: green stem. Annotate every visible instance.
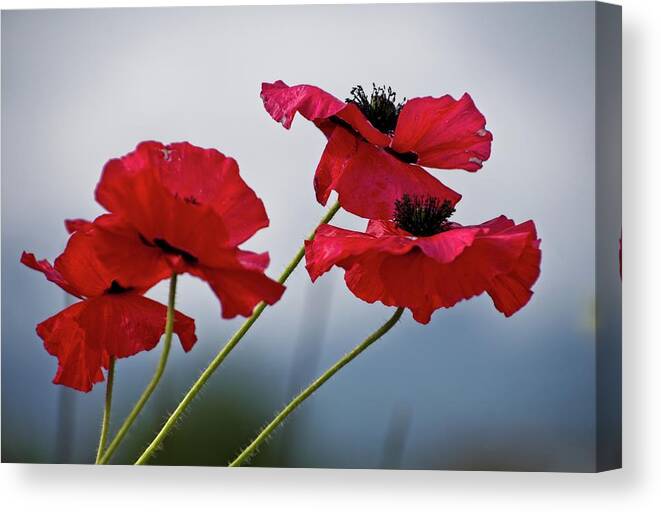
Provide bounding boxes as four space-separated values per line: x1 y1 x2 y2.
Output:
134 201 341 465
98 273 178 464
275 200 342 284
94 356 115 463
229 307 405 467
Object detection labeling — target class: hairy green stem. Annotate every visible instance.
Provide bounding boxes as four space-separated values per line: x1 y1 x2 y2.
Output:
229 307 405 467
94 356 115 463
98 273 178 464
134 201 341 465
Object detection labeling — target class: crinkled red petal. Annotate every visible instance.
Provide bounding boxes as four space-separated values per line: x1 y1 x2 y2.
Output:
20 251 83 299
261 80 346 129
65 218 93 234
95 141 268 262
73 214 173 292
305 224 414 282
155 142 269 246
314 126 461 220
305 218 540 323
36 302 105 392
391 94 493 171
260 81 390 146
24 217 170 299
189 258 285 319
484 221 542 316
36 295 197 392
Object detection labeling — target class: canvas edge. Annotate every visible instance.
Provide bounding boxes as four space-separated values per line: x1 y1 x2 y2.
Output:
595 0 622 473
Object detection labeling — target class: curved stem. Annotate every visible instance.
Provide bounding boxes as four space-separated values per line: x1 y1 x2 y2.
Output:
276 200 341 284
94 356 115 463
98 273 178 464
230 307 405 467
134 201 341 465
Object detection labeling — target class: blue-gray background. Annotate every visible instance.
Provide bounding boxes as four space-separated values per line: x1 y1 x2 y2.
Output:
1 2 616 470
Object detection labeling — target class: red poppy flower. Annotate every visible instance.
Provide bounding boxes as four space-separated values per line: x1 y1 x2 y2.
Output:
305 195 541 324
87 141 285 319
21 223 197 392
261 81 492 219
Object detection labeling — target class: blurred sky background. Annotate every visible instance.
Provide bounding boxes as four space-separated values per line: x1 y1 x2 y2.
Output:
1 3 619 470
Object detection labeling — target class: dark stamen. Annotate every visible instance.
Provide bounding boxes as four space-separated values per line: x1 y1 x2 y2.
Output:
153 238 198 265
139 233 199 265
106 280 132 294
384 147 418 164
329 116 419 164
347 84 405 134
394 195 455 237
139 233 154 247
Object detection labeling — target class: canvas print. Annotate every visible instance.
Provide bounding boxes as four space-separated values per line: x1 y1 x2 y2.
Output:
1 1 621 471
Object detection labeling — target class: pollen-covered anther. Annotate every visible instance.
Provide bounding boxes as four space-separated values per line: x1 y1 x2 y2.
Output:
346 84 405 134
393 194 455 237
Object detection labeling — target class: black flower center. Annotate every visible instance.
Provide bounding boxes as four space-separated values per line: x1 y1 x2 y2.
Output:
394 194 455 237
139 234 199 265
106 280 133 295
347 84 405 134
153 238 198 265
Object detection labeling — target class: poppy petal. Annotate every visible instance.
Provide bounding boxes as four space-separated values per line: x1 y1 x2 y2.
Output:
484 221 542 316
314 126 462 219
305 224 414 281
36 294 198 392
261 81 390 146
65 218 93 234
76 294 197 358
21 251 82 299
96 142 230 253
391 94 493 171
172 309 198 352
261 80 345 129
74 214 173 292
52 215 171 298
36 302 105 392
305 218 540 323
334 104 392 146
342 250 445 324
96 141 265 262
155 142 269 246
190 262 285 319
415 226 483 263
365 219 410 237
